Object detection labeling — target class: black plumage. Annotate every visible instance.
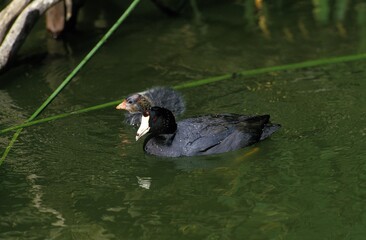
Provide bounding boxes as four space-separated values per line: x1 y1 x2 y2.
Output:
136 107 281 157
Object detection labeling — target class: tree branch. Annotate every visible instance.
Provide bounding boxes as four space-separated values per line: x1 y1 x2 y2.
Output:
0 0 31 45
0 0 61 70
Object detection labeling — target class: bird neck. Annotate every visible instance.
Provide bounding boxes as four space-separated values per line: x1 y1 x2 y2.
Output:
143 131 176 150
138 96 152 112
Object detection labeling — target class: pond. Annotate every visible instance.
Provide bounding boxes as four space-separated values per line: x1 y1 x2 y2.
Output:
1 0 366 239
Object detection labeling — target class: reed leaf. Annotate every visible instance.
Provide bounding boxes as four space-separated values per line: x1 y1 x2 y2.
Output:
0 0 141 166
2 52 366 137
0 100 122 134
174 52 366 89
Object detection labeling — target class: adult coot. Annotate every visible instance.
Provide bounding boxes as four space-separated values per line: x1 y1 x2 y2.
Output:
136 106 281 157
116 87 185 126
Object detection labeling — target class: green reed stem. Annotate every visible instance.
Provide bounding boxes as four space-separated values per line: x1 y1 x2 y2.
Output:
173 52 366 89
2 52 366 136
0 100 122 134
0 0 141 166
2 51 366 137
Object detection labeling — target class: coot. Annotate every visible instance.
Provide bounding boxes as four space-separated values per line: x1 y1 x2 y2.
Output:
136 106 281 157
116 87 185 126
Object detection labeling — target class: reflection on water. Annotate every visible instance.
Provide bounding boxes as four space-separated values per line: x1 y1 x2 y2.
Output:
137 176 152 189
27 174 66 227
1 0 366 239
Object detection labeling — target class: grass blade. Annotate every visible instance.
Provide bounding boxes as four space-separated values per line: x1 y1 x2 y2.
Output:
0 0 141 166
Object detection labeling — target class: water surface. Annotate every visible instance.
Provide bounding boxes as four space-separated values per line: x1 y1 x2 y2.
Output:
1 1 366 239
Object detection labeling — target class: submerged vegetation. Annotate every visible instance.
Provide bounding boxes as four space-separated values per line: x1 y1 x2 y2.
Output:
0 0 141 165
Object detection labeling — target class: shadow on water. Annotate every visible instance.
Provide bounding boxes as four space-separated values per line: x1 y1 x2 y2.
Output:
1 0 366 239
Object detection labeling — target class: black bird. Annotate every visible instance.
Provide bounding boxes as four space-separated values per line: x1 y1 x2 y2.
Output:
136 106 281 157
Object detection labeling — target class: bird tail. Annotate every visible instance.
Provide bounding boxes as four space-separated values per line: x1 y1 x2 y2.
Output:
260 123 281 140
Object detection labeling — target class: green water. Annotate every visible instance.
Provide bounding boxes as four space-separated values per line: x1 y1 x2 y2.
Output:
1 1 366 239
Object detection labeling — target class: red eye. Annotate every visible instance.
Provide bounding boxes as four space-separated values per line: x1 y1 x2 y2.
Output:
153 116 157 122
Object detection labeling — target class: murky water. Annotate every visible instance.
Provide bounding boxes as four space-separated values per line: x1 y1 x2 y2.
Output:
1 1 366 239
